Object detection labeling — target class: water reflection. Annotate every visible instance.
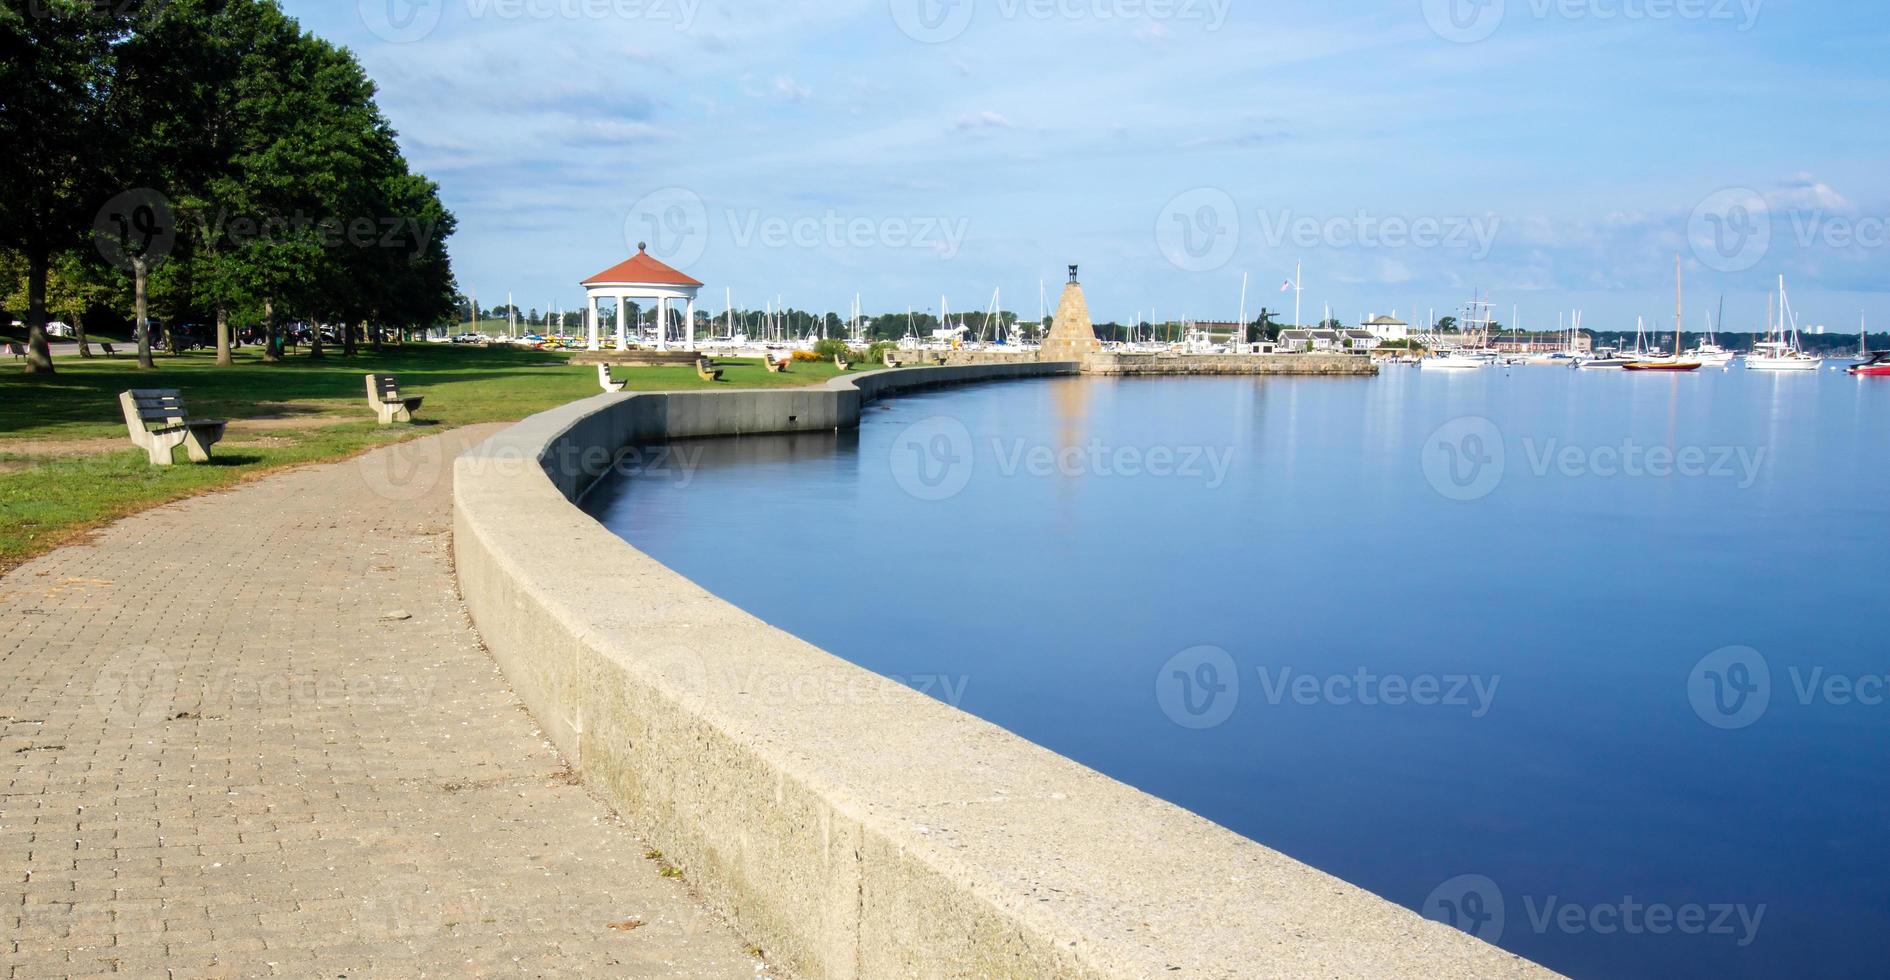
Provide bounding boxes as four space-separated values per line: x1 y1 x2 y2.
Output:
585 371 1890 980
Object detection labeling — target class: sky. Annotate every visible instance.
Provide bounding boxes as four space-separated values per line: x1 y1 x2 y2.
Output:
284 0 1890 332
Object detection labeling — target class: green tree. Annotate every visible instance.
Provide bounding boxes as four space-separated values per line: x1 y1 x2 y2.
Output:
0 1 128 374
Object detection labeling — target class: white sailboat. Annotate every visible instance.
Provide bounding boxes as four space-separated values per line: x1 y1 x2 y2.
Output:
1424 294 1494 368
1686 296 1736 367
1747 276 1823 371
1421 351 1487 369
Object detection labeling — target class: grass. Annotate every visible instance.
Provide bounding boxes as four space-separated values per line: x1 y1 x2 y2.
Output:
0 344 873 570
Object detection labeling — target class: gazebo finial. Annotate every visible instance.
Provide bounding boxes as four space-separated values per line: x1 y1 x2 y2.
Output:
637 241 648 252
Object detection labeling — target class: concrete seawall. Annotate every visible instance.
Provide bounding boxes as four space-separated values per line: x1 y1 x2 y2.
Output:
1085 352 1378 376
880 350 1380 376
452 364 1553 979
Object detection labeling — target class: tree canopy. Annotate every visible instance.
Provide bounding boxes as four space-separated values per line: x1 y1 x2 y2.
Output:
1 0 457 374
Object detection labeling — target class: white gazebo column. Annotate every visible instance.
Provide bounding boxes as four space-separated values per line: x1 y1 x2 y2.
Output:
656 298 669 352
586 294 599 350
684 297 697 352
614 295 627 350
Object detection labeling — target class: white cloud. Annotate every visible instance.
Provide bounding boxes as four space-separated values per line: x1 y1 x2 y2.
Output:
955 111 1014 132
1768 173 1851 211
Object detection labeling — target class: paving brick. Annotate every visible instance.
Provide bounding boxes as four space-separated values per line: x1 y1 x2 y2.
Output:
0 427 763 977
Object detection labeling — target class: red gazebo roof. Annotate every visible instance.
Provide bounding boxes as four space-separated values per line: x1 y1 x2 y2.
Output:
582 243 703 288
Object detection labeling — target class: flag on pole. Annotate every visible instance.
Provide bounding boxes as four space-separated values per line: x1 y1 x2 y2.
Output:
1281 280 1293 292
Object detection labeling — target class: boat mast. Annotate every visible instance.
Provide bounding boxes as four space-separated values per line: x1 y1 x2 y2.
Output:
1674 254 1683 358
1238 272 1249 352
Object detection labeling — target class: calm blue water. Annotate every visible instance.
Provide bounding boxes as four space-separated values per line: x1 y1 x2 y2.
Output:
583 366 1890 979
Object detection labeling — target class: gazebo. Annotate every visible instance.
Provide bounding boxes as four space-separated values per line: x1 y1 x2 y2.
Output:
581 243 703 352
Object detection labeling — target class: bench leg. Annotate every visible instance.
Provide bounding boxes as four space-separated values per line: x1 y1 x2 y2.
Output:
147 431 186 466
183 431 219 463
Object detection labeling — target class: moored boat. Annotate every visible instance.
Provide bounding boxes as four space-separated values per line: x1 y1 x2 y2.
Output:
1849 351 1890 376
1746 341 1822 371
1578 347 1636 369
1421 351 1486 369
1624 255 1704 372
1623 359 1703 372
1748 276 1823 371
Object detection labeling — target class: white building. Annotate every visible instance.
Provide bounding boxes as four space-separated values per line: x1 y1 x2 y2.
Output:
1361 314 1410 342
1340 329 1379 350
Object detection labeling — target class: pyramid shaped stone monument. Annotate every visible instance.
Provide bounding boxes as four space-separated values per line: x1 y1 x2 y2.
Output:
1039 265 1102 363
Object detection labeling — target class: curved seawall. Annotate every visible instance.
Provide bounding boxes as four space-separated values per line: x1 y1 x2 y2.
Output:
451 364 1554 979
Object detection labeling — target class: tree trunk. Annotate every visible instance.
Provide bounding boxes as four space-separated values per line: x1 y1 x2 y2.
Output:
368 321 382 353
215 304 232 366
76 312 92 357
22 250 55 374
262 297 281 362
308 320 324 359
133 258 156 369
342 321 358 357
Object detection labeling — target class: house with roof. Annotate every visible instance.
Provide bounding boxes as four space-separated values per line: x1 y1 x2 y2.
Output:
1361 314 1410 342
1276 328 1344 352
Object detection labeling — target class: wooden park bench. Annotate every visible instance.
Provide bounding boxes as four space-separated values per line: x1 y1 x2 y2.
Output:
883 351 899 368
100 343 118 357
597 363 628 393
119 389 226 466
365 374 424 424
930 354 948 366
834 354 851 371
6 341 23 359
763 354 788 374
695 358 724 382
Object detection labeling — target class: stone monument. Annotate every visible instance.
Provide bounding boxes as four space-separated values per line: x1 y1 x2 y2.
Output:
1038 264 1102 363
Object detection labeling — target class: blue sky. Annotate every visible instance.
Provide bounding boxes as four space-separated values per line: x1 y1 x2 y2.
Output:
287 0 1888 331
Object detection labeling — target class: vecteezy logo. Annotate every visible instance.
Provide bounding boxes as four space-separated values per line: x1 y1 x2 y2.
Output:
1422 0 1505 43
1423 874 1506 943
889 416 975 501
1688 645 1771 730
356 436 452 503
1422 417 1505 501
1156 646 1240 730
92 189 176 273
1689 187 1771 273
889 0 974 43
359 0 444 44
624 187 709 270
90 645 178 728
1155 188 1240 273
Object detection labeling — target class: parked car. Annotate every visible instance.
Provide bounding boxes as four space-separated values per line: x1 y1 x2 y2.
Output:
172 323 215 351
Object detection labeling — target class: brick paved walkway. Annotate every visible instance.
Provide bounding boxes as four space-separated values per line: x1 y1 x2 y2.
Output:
0 427 764 978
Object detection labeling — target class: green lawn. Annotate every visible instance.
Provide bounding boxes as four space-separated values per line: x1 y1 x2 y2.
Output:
0 344 871 569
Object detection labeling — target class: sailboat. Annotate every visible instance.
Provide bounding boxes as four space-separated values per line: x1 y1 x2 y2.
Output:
1686 296 1736 367
1623 255 1703 371
1747 276 1823 371
1852 315 1890 375
1423 294 1494 368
